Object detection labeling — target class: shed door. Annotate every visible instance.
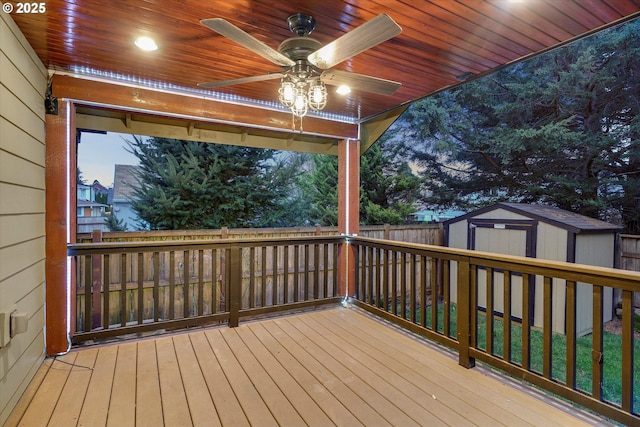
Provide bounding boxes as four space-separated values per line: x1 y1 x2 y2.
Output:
470 220 536 321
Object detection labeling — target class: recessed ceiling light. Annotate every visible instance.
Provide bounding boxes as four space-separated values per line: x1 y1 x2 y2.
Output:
135 36 158 51
336 85 351 95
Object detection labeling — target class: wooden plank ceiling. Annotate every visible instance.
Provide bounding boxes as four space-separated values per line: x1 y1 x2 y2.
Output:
10 0 640 136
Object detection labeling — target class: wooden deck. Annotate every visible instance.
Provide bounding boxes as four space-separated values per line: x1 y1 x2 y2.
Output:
7 307 611 427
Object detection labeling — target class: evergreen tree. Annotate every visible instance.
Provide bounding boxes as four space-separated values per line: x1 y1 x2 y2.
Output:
301 154 339 226
77 168 85 185
360 139 421 225
104 211 127 231
394 19 640 232
302 140 421 226
126 136 303 230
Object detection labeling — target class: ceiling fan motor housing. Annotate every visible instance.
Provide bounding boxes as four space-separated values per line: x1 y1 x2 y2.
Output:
287 14 316 36
278 37 323 62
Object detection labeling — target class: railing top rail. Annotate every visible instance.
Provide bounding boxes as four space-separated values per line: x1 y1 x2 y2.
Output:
68 234 344 256
350 236 640 291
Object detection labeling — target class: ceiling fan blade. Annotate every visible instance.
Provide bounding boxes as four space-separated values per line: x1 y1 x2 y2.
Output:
198 73 283 89
200 18 295 67
308 14 402 69
321 69 401 96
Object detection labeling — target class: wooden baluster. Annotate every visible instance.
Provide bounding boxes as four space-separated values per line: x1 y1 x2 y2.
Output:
169 251 175 320
293 245 299 302
273 245 279 306
313 243 320 300
391 251 398 316
120 253 127 327
430 258 437 331
443 260 450 338
261 246 267 307
304 244 310 301
521 274 531 370
620 289 634 412
409 254 416 324
83 255 92 332
486 267 494 355
183 250 190 318
248 247 255 308
137 252 144 324
283 245 289 304
103 254 110 329
212 249 219 314
153 252 159 322
592 284 604 400
503 270 512 363
91 230 102 329
197 250 204 316
565 280 577 388
543 276 553 378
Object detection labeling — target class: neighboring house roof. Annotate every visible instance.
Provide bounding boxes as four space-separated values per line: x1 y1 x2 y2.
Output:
91 180 109 193
112 164 140 201
445 202 623 233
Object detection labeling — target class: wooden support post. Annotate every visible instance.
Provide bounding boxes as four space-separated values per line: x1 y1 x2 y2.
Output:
45 100 76 355
337 138 360 298
228 247 241 327
457 258 475 368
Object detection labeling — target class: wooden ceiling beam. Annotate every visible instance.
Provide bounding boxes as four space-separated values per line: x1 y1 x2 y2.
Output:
51 74 358 140
76 113 340 156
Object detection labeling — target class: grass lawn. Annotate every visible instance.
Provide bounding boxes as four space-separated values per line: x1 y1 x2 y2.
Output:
418 302 640 413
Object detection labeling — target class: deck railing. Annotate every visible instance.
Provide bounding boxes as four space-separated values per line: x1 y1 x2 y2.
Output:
349 236 639 426
69 236 342 342
68 234 639 424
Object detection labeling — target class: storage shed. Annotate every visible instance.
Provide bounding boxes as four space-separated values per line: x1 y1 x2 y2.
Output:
444 202 623 336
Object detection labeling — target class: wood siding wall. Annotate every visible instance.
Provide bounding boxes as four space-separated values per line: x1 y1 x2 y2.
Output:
0 12 47 425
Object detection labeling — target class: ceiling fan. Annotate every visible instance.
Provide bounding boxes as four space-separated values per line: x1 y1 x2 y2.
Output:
198 13 402 118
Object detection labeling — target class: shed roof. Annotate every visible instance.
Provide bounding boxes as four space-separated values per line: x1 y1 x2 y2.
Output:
445 202 623 234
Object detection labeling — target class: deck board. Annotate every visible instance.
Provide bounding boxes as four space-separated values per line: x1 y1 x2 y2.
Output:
156 336 192 426
135 339 163 427
247 322 363 427
234 324 334 427
48 349 97 427
107 342 137 427
8 307 610 427
319 309 586 427
204 328 279 427
77 344 117 427
172 333 221 427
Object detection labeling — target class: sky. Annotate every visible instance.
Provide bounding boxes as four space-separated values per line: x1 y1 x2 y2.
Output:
77 131 139 187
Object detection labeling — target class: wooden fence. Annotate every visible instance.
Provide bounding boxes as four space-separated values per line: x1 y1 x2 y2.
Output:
619 234 640 307
77 223 443 244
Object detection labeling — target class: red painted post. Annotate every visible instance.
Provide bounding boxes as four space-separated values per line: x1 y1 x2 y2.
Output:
45 100 76 355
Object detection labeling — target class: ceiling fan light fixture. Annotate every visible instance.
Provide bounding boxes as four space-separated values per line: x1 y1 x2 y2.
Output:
278 77 296 107
291 89 308 117
134 36 158 51
308 80 327 110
